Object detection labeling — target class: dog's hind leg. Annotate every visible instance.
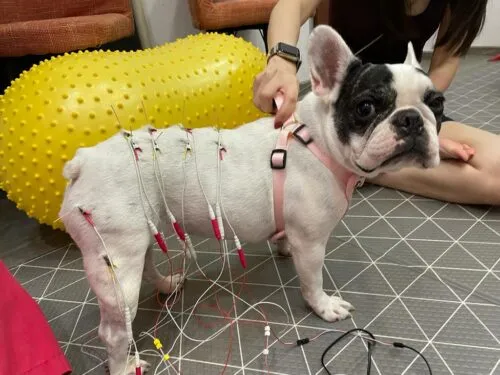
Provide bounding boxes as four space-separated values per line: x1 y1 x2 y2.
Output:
82 232 151 375
143 246 183 295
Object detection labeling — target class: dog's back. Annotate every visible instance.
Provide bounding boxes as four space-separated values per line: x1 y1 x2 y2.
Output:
59 117 287 247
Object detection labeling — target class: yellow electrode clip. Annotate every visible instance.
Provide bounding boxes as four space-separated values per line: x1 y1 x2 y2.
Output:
153 338 163 350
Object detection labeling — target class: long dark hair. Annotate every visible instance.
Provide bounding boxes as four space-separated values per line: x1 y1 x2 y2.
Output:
434 0 488 56
381 0 488 56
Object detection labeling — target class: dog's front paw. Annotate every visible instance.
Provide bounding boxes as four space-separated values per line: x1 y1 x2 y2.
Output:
313 294 354 322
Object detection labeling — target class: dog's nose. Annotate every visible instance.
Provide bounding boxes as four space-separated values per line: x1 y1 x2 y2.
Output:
392 109 424 136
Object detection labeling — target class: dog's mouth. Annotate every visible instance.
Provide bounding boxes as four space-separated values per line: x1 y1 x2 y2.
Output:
355 162 376 174
355 139 421 174
355 152 406 174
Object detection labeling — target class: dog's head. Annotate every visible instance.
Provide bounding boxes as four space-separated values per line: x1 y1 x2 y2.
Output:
307 25 442 177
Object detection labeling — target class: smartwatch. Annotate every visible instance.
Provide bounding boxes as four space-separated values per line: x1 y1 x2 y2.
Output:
267 42 302 70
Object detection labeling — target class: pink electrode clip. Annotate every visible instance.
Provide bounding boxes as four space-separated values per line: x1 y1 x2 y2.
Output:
219 147 226 160
132 143 142 161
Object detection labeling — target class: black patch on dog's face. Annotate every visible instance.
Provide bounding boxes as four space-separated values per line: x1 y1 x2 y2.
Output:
423 89 445 132
334 60 397 144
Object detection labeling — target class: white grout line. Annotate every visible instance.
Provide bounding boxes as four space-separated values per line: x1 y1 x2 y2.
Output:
488 358 500 375
355 191 457 373
400 207 499 374
10 60 500 374
39 244 72 300
261 241 314 375
64 287 93 355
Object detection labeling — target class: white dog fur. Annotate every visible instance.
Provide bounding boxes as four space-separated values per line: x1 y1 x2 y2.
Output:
59 25 442 374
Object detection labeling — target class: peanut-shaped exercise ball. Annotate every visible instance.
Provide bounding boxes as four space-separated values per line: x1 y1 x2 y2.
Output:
0 32 267 230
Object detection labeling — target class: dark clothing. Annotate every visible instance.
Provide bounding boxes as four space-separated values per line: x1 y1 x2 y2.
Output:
329 0 448 64
328 0 453 123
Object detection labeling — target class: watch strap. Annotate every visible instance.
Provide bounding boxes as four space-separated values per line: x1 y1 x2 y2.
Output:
267 42 302 70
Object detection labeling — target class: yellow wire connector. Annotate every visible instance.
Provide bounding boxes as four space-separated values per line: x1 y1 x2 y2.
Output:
153 338 163 350
163 353 170 362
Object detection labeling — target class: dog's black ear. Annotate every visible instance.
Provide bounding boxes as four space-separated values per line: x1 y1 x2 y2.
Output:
308 25 357 102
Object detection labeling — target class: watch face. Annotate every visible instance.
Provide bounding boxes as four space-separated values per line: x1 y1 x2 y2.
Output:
279 43 299 58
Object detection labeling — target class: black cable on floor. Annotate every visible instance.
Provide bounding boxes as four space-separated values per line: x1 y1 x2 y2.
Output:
295 327 433 375
320 328 376 375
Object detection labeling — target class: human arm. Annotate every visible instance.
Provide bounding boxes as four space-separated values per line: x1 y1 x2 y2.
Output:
267 0 321 50
428 5 460 92
428 4 477 162
253 0 322 125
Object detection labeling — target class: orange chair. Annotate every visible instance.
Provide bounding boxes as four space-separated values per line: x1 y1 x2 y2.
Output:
0 0 135 57
187 0 278 51
0 0 138 93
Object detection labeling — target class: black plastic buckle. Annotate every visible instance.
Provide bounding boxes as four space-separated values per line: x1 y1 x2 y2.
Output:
270 149 287 169
292 124 313 145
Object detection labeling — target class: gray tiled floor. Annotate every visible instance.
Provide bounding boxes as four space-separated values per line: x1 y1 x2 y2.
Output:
2 51 500 375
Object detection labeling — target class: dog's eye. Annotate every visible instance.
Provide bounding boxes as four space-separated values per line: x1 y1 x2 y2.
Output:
424 91 445 113
356 101 375 119
427 96 444 109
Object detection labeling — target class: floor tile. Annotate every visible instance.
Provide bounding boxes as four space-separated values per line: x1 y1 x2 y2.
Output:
2 51 500 375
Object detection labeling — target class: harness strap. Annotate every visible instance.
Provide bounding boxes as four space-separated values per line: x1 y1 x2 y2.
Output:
270 126 293 242
292 124 362 201
270 94 363 243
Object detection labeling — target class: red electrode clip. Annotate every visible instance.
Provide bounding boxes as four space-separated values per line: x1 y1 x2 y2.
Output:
172 221 186 241
148 220 168 253
78 207 95 226
234 236 247 269
209 206 222 241
154 233 168 253
489 53 500 62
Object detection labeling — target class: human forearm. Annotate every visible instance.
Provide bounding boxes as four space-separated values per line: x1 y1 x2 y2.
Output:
267 0 321 54
429 51 459 92
427 4 460 92
252 0 321 123
268 0 301 49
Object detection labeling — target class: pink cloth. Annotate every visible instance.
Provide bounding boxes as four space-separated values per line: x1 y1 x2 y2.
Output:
0 261 72 375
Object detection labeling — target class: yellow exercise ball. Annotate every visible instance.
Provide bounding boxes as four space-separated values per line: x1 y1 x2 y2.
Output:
0 32 267 231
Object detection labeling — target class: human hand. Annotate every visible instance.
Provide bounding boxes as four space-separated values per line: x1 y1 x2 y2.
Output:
252 56 299 127
439 138 475 162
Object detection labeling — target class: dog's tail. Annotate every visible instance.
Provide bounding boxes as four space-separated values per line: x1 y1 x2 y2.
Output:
62 152 83 181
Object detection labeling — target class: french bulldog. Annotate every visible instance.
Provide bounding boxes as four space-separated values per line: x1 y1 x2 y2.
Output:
58 25 443 374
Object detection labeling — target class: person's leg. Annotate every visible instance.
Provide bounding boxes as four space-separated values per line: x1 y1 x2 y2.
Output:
368 121 500 206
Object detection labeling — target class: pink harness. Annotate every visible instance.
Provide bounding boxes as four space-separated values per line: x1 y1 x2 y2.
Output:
269 96 363 242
